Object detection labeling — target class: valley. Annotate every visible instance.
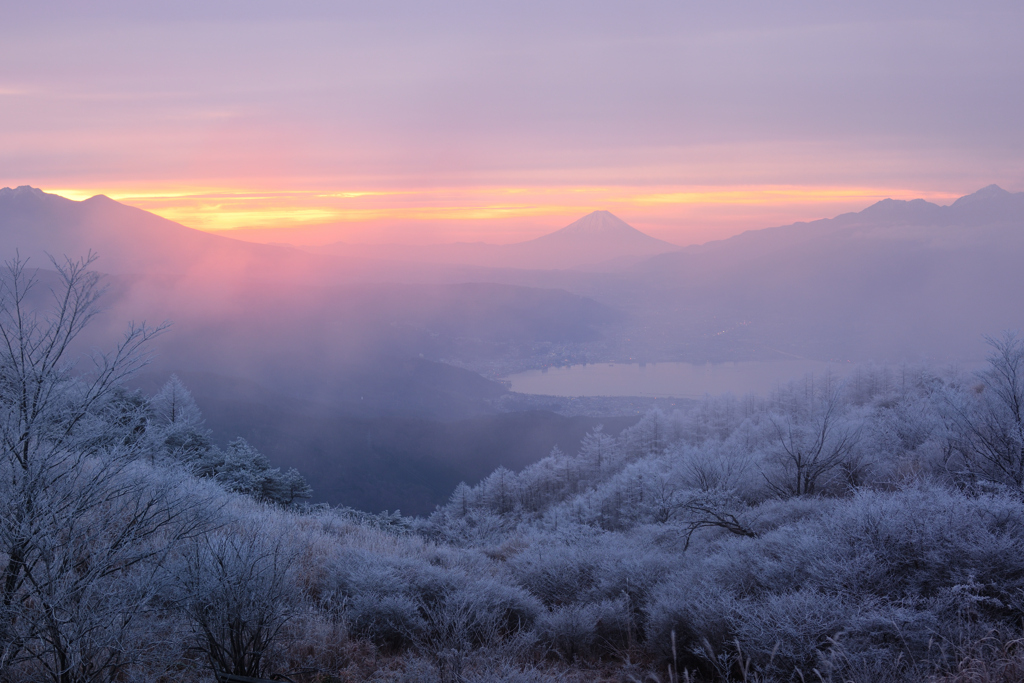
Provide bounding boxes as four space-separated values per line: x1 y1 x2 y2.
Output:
2 184 1022 512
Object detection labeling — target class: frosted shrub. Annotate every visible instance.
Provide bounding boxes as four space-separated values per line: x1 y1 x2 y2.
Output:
508 544 597 607
275 608 353 679
645 575 737 670
330 548 405 598
744 495 837 536
640 485 1024 680
807 487 1024 607
349 593 426 649
588 540 674 607
677 437 762 501
590 597 639 654
328 550 423 647
400 560 459 612
698 524 825 597
732 588 853 675
832 604 944 680
535 603 599 660
414 578 539 683
453 579 542 643
326 543 541 662
180 522 299 679
403 562 540 647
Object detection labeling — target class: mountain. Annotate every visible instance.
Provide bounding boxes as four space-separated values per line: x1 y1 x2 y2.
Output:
0 186 495 286
615 185 1024 362
316 210 679 270
507 210 679 268
0 185 345 281
639 184 1024 274
0 186 633 510
0 186 620 415
11 182 1024 505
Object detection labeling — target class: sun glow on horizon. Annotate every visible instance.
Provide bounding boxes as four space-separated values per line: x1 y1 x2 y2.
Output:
41 183 965 246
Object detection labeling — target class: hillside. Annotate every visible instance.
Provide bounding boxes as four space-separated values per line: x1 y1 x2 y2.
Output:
505 210 679 268
0 186 337 279
0 188 629 510
604 185 1024 363
0 185 478 285
8 183 1024 506
317 210 679 270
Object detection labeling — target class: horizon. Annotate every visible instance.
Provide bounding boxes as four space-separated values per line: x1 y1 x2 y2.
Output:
3 182 1004 248
4 2 1021 246
7 5 1024 679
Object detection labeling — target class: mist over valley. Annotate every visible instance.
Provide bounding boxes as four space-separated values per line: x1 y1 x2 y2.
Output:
7 4 1024 679
2 184 1022 514
6 181 1024 681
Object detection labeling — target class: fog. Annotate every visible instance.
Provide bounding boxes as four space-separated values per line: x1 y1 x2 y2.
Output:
2 183 1024 513
7 183 1024 680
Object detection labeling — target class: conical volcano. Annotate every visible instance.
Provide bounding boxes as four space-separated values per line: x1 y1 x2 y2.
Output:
501 210 678 269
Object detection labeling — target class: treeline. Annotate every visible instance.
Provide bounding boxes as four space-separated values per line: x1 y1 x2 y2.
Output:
424 346 1024 681
4 257 1024 682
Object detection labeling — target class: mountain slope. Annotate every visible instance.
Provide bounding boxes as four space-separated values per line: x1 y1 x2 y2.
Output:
619 185 1024 362
0 186 421 284
521 210 674 246
317 210 679 270
0 186 621 418
504 210 678 268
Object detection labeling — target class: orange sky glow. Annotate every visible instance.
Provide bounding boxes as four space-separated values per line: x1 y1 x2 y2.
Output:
45 184 963 247
5 4 1021 249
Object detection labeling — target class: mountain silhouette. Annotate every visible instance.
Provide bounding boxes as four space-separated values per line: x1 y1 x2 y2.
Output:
0 186 342 282
317 209 679 270
518 210 675 247
508 210 677 268
622 185 1024 362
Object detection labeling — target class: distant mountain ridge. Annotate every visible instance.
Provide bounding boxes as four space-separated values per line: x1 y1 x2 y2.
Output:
673 184 1024 259
856 184 1024 225
620 184 1024 363
0 185 338 282
0 188 676 275
316 210 679 270
5 182 1024 366
520 210 675 247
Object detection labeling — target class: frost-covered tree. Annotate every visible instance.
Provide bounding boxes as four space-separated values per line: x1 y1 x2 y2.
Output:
0 255 213 682
763 382 861 497
180 524 296 680
209 438 312 506
449 481 475 516
148 378 313 506
152 374 203 428
621 408 674 459
578 424 615 479
477 466 517 515
947 332 1024 489
90 386 152 449
149 375 213 466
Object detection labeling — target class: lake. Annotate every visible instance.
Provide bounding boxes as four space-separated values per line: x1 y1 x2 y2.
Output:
504 360 847 398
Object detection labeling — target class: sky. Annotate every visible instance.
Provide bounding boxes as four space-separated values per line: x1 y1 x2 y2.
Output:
2 1 1022 246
